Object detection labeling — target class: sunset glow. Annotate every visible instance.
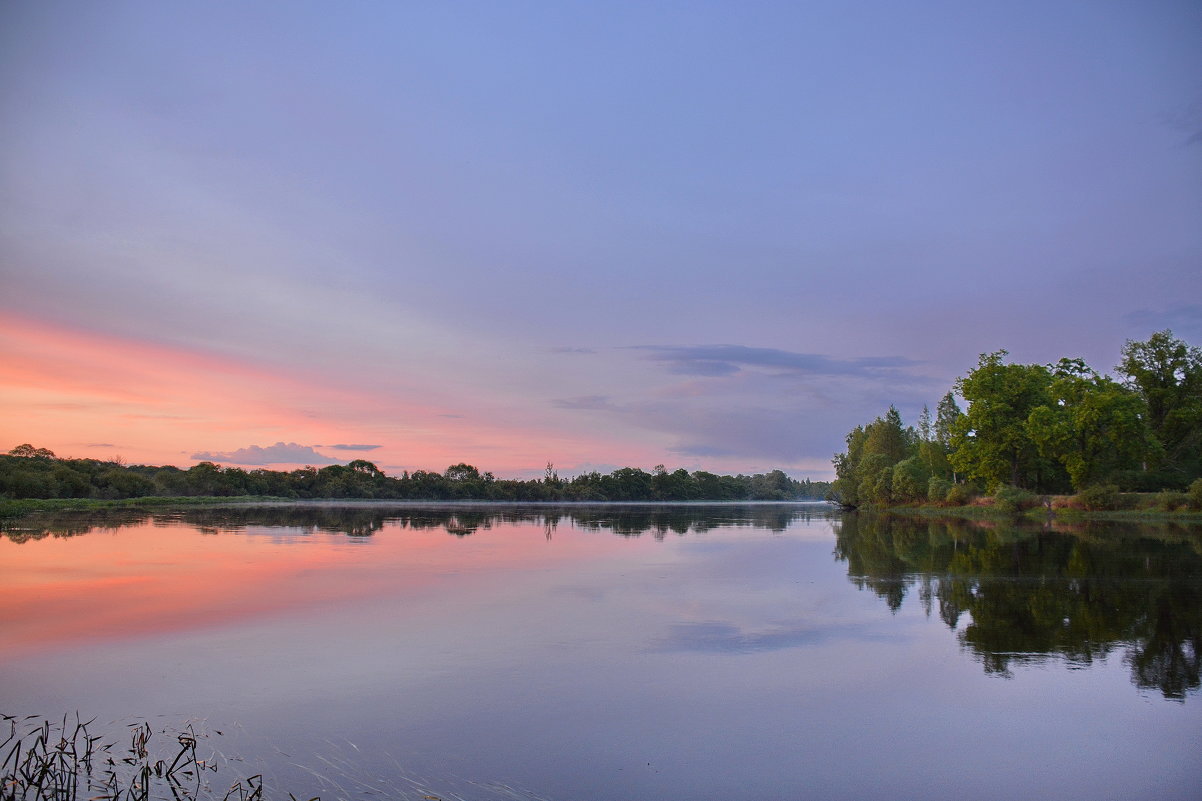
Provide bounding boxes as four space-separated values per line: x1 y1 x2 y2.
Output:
1 1 1198 479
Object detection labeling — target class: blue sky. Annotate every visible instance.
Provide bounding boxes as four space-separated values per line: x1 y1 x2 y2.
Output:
2 1 1200 478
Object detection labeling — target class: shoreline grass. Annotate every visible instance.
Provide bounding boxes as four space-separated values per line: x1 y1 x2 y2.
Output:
865 501 1202 524
0 495 294 519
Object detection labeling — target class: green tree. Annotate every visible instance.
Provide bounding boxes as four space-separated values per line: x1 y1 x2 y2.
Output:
864 406 910 464
1026 358 1153 490
934 392 963 481
950 351 1067 492
891 456 929 502
8 444 56 459
832 425 868 506
833 407 915 507
1116 330 1202 483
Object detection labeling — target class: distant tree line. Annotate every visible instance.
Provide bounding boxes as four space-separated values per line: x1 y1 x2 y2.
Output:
832 330 1202 507
0 448 830 503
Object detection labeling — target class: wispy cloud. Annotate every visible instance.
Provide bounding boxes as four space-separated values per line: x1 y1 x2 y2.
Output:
325 443 382 451
552 395 615 410
549 346 597 355
630 345 922 379
191 442 340 466
548 345 940 470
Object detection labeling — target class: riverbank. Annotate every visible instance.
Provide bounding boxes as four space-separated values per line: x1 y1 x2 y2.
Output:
868 493 1202 524
0 495 291 519
0 495 836 521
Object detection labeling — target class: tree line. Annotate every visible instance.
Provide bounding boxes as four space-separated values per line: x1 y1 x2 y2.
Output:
832 330 1202 507
0 448 830 503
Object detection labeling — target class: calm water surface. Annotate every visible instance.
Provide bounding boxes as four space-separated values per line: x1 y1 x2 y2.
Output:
2 504 1200 800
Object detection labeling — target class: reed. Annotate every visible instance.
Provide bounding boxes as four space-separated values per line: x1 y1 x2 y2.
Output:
0 714 315 801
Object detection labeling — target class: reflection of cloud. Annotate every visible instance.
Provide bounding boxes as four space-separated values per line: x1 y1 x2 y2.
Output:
191 442 339 465
632 344 921 378
326 443 382 451
656 620 897 653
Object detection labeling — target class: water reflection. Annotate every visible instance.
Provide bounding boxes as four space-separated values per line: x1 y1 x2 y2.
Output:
833 512 1202 699
5 503 1200 704
1 502 834 543
3 504 1201 799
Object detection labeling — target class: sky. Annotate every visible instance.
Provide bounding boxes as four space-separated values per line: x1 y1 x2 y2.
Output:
1 0 1200 480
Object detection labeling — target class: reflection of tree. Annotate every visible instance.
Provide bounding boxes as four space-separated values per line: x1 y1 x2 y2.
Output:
0 508 150 543
834 512 1202 699
3 503 832 544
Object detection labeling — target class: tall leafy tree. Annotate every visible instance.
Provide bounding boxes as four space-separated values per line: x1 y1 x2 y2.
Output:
1026 358 1154 490
832 406 918 506
950 351 1067 492
934 392 963 452
917 405 932 443
832 425 868 507
931 391 964 482
1116 330 1202 482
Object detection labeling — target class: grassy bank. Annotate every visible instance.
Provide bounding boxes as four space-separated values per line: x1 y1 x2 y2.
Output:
877 496 1202 524
0 495 291 520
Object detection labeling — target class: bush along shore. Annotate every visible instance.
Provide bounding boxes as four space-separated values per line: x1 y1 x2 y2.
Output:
881 484 1202 522
831 330 1202 517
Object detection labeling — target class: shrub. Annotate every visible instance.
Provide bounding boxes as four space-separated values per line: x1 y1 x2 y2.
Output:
1188 478 1202 511
993 485 1037 515
945 483 975 506
1077 483 1120 511
891 457 929 503
1156 491 1188 512
927 476 952 504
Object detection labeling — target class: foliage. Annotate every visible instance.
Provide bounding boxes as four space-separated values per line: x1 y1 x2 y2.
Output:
0 450 830 504
1026 359 1153 491
1116 330 1202 481
1155 491 1189 512
945 483 975 506
992 485 1039 515
949 351 1066 492
831 406 932 507
833 331 1201 504
927 476 952 503
1077 484 1121 511
1189 478 1202 512
890 457 928 502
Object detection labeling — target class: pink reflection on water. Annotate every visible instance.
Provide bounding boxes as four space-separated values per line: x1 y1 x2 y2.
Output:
0 518 634 656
